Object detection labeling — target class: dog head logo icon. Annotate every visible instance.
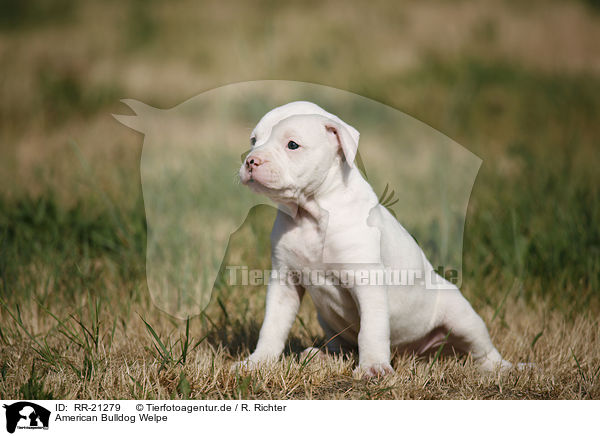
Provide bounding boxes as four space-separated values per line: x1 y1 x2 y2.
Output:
3 402 50 434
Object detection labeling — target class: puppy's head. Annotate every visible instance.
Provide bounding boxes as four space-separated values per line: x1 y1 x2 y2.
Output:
239 104 359 204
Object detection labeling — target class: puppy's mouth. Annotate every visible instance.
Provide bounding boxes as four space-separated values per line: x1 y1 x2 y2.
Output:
240 164 272 187
243 175 272 192
239 169 270 194
239 168 296 203
239 169 261 186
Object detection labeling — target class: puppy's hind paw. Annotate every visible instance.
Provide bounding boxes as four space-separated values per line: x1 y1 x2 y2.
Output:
476 358 513 373
353 363 395 379
477 359 536 374
516 362 536 371
299 347 326 364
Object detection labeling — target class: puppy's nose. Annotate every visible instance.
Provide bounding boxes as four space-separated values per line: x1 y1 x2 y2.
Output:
245 155 263 170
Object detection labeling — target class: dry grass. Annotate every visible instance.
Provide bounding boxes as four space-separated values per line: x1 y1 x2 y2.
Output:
1 291 599 400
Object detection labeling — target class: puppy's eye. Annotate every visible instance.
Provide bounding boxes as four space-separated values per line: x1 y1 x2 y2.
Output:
250 137 256 146
287 140 300 150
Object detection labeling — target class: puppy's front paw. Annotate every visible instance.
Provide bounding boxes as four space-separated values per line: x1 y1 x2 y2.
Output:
231 352 280 372
231 359 259 372
353 363 394 379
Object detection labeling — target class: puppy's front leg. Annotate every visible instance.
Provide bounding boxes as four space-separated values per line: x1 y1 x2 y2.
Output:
351 284 394 378
242 279 304 367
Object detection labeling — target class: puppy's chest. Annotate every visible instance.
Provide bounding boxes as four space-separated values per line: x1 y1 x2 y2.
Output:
276 222 325 268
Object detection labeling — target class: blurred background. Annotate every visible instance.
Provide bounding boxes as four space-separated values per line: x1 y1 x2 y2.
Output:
0 0 598 399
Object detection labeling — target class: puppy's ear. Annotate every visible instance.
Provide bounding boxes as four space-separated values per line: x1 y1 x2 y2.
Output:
325 121 359 168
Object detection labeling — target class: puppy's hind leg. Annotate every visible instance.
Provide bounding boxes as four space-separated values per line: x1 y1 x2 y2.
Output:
440 291 512 372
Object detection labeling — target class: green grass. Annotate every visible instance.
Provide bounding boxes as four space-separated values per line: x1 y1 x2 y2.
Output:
395 57 600 311
2 58 596 312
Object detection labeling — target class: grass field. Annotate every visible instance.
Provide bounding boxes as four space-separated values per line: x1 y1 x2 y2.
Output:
0 0 599 399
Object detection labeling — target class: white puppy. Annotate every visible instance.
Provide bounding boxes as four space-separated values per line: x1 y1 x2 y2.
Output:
237 101 511 377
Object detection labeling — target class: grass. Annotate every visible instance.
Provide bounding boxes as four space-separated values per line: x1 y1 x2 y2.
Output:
0 0 599 400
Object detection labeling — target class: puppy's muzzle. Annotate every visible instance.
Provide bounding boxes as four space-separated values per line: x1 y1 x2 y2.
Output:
240 154 267 185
